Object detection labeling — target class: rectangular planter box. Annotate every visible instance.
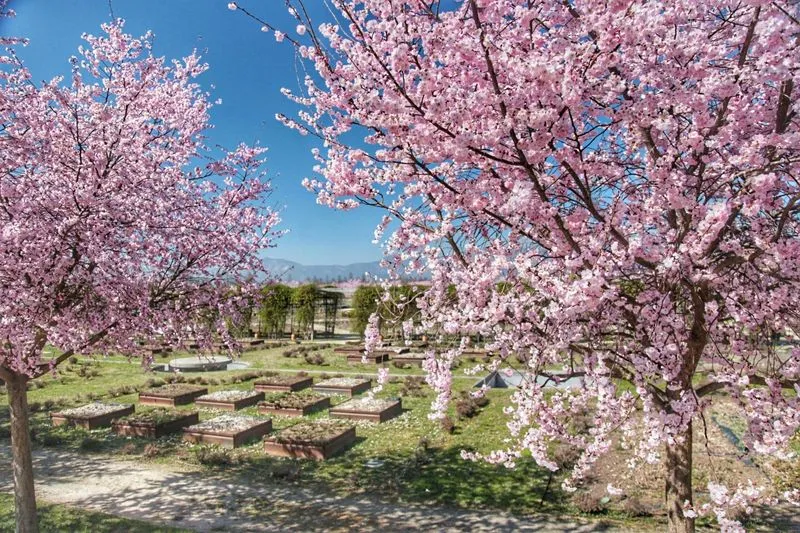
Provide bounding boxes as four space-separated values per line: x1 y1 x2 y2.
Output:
257 396 330 417
392 354 426 366
139 386 208 407
330 399 402 423
254 376 313 393
51 404 135 430
346 353 389 364
313 379 371 397
195 392 264 411
183 418 273 449
112 412 199 438
333 346 365 354
263 426 356 460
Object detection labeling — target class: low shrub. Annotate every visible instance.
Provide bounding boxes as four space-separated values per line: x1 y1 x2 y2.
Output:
440 415 455 434
304 353 326 366
120 443 138 455
36 432 64 447
572 486 609 514
79 437 104 452
143 443 161 458
270 462 301 481
400 376 426 398
622 496 650 517
194 446 236 466
454 391 489 420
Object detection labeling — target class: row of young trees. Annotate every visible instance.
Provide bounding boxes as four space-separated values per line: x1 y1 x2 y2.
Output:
231 284 340 339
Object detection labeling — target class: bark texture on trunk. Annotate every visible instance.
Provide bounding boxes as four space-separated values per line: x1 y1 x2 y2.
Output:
665 421 694 533
6 373 39 533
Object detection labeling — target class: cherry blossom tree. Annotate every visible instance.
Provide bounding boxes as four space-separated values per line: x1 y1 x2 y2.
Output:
0 20 278 532
236 0 800 531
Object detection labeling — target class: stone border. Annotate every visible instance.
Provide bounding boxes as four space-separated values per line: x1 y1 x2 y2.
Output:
263 426 356 460
112 412 199 438
51 405 135 430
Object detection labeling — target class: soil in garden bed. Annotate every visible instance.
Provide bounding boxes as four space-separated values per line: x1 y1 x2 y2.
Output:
391 353 427 366
346 353 390 364
194 390 264 411
263 420 356 460
113 409 199 438
183 415 273 449
139 384 208 406
257 392 330 417
330 397 402 423
253 374 313 393
313 377 372 397
51 403 135 430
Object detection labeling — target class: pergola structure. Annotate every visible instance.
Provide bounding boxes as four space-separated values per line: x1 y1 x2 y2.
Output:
253 286 342 339
287 288 341 339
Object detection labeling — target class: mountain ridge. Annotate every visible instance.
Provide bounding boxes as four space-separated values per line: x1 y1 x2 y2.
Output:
262 257 386 282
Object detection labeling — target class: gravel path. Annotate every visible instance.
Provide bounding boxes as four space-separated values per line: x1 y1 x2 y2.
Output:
0 445 632 532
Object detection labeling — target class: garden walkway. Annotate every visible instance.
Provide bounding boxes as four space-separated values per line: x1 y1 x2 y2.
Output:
0 445 631 532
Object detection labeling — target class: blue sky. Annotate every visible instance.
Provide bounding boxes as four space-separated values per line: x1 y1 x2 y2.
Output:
3 0 384 265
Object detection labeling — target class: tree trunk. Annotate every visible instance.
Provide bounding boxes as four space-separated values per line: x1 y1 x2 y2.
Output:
6 373 39 533
665 421 694 533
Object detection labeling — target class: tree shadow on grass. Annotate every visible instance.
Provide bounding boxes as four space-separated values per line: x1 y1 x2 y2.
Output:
0 492 188 533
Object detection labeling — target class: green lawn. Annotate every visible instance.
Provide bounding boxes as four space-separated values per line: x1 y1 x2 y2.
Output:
0 343 656 528
0 493 189 533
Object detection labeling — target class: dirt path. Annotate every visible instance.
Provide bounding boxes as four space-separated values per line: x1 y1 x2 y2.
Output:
0 445 631 532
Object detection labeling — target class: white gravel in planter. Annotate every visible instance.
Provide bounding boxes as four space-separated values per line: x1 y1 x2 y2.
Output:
196 390 260 402
56 403 132 418
334 397 398 412
186 414 265 433
315 377 369 388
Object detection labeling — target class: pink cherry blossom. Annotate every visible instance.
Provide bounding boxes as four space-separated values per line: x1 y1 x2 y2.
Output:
0 20 278 531
239 1 800 531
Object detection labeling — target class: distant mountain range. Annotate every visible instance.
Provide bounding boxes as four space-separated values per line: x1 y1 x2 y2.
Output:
262 257 387 283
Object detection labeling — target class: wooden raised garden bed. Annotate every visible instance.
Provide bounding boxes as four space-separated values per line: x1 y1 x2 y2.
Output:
257 392 330 417
263 420 356 460
139 384 208 407
194 390 264 411
391 352 427 366
51 403 135 430
253 374 313 393
183 415 273 449
346 352 390 364
313 377 372 397
330 398 402 423
333 345 365 354
113 409 199 438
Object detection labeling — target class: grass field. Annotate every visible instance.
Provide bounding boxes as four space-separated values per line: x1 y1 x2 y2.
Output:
0 341 794 531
